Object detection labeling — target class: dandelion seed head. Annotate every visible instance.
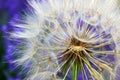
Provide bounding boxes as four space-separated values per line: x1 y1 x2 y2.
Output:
11 0 120 80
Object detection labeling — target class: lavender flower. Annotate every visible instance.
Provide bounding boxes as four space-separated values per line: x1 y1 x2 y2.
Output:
11 0 120 80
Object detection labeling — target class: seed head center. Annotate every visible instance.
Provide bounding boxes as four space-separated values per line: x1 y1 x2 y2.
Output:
71 45 84 51
70 38 86 52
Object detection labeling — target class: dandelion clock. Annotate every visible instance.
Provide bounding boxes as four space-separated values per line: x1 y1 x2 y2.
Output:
10 0 120 80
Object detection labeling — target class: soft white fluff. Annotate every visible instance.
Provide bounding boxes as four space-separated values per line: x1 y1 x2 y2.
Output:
11 0 120 80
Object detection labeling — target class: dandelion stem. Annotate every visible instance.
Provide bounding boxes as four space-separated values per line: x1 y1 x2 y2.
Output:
63 55 77 80
72 61 78 80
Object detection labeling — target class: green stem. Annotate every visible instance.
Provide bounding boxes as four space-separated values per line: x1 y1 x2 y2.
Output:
72 61 78 80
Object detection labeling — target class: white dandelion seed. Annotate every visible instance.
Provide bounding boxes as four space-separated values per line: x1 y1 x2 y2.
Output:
11 0 120 80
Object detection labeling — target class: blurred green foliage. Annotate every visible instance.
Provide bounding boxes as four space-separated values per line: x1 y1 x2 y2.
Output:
0 11 9 26
0 28 7 80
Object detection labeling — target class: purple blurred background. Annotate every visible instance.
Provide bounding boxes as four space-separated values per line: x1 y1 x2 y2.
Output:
0 0 27 80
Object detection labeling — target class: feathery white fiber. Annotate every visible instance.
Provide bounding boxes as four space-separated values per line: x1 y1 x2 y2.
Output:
11 0 120 80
